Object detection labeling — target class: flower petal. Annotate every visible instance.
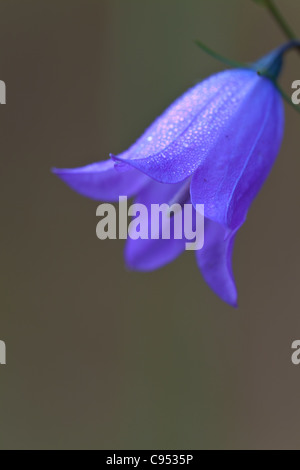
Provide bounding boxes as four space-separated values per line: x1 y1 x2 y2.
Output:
114 69 264 183
196 219 238 307
53 159 148 201
191 77 284 229
125 180 187 271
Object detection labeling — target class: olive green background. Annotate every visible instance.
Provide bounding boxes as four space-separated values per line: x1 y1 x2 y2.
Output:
0 0 299 450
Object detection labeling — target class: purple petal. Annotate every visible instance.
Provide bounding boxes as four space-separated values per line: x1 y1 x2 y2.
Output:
196 219 238 307
53 159 148 201
125 180 187 271
191 76 284 230
114 70 266 183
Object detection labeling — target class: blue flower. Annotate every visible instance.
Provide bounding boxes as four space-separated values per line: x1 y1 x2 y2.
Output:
53 44 295 307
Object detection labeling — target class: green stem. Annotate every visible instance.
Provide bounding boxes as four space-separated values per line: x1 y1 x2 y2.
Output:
194 40 250 69
261 1 300 114
261 0 297 41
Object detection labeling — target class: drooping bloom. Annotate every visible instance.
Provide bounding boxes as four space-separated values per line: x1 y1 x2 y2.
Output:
53 43 296 307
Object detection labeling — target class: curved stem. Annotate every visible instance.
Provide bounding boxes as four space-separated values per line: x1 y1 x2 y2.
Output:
259 0 297 41
194 40 250 69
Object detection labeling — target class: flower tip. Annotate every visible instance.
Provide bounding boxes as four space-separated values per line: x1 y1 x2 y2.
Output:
220 297 237 308
228 288 238 308
222 293 238 309
217 279 238 308
51 167 66 179
51 167 69 179
124 253 152 273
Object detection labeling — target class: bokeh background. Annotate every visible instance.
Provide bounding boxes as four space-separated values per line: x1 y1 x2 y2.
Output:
0 0 299 450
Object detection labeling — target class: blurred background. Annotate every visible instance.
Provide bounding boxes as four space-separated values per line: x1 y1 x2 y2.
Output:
0 0 299 450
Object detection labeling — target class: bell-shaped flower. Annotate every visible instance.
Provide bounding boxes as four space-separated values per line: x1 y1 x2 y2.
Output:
54 42 299 307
